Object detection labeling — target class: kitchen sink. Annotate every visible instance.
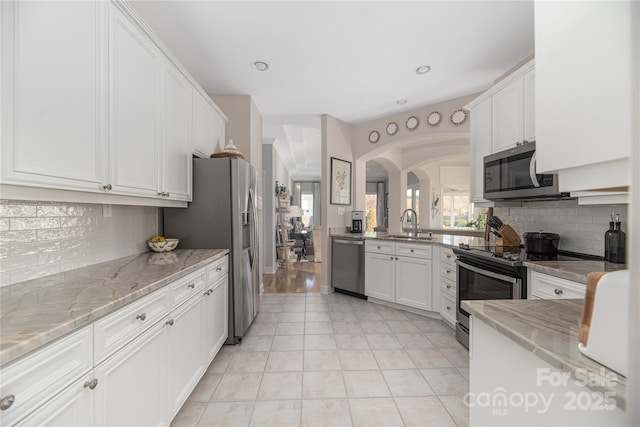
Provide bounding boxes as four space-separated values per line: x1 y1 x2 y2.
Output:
381 233 436 241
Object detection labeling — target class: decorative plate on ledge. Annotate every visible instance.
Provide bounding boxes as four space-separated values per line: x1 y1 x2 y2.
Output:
450 109 468 125
405 116 419 131
426 111 442 127
368 130 380 144
386 122 399 136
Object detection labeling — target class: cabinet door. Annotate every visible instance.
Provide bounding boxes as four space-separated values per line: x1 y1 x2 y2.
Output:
94 319 167 427
364 252 395 302
15 373 94 427
469 98 492 203
167 295 205 418
1 1 105 191
108 4 160 197
440 292 456 326
161 61 192 201
523 69 536 143
396 256 432 311
534 1 633 175
193 91 214 158
202 276 229 366
491 78 523 153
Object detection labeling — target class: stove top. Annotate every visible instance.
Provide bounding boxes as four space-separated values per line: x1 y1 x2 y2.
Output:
453 244 602 267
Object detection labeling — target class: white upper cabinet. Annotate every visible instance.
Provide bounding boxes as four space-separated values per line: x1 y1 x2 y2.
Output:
491 78 524 153
108 4 160 198
0 1 106 191
468 98 492 204
193 91 226 159
534 1 636 192
523 69 536 143
161 62 193 201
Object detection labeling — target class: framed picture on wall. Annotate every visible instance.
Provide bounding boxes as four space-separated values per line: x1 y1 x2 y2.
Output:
330 157 352 205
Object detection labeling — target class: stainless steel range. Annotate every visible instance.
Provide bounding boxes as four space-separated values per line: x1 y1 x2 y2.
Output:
453 244 527 349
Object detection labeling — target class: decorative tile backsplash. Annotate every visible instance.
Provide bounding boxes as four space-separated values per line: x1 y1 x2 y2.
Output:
0 200 157 287
493 199 628 257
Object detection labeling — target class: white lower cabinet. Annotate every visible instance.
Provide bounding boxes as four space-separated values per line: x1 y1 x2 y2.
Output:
529 270 584 300
93 319 168 427
15 373 95 427
438 247 457 327
364 240 433 311
1 256 229 427
166 293 205 419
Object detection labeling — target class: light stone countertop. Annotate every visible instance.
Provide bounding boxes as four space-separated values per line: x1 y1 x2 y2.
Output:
331 231 487 248
523 260 628 283
0 249 229 367
463 299 626 409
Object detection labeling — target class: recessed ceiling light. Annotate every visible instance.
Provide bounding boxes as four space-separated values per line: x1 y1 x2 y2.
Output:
416 65 431 75
396 99 408 105
252 61 269 71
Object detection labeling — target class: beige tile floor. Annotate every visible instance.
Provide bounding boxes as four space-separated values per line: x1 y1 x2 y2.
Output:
171 292 470 427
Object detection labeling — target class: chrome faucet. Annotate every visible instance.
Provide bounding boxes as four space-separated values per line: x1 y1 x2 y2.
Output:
400 208 419 234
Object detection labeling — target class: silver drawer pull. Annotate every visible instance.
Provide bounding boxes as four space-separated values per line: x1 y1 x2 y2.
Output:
410 249 414 253
215 267 222 271
554 288 563 295
446 284 452 289
390 256 393 260
84 379 98 390
0 394 15 410
446 254 452 259
136 313 147 321
102 184 112 191
446 306 451 310
377 246 381 249
166 319 174 326
446 269 451 274
187 283 195 289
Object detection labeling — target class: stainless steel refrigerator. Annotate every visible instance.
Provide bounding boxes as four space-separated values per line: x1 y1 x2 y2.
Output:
163 157 260 344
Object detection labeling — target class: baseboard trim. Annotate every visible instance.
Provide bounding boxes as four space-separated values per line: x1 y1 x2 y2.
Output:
320 284 334 295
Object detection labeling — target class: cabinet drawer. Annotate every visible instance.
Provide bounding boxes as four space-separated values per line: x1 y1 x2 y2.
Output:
171 268 206 308
396 243 432 259
441 277 456 297
94 287 170 363
365 239 395 255
440 292 456 325
206 256 228 284
441 248 456 266
440 264 457 282
530 271 585 300
0 325 93 427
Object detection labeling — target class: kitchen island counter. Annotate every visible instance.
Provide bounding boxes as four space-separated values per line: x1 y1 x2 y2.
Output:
330 231 487 248
0 249 229 366
463 298 626 410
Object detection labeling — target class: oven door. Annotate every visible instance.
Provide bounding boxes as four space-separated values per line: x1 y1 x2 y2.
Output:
456 259 522 330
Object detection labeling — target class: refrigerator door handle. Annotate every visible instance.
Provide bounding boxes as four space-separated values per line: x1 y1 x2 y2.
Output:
248 188 257 267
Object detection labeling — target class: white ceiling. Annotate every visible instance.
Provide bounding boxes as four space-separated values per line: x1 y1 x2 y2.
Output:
131 1 534 179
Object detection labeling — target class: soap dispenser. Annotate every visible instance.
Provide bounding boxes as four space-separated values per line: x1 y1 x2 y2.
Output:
613 214 626 264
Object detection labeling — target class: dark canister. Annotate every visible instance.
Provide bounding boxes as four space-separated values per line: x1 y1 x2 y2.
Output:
523 231 560 257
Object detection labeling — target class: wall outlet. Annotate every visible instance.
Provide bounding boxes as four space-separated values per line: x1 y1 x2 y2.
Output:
102 204 112 218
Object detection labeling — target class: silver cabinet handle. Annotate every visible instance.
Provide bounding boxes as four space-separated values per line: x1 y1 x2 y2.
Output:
395 257 399 261
158 192 164 196
390 256 393 260
187 283 195 289
446 306 452 310
446 269 451 274
136 313 146 321
554 288 563 295
84 379 98 390
377 246 381 249
215 267 222 271
0 394 15 410
516 141 522 146
410 249 414 253
166 319 174 326
446 254 452 259
165 192 170 197
102 184 112 191
446 284 452 289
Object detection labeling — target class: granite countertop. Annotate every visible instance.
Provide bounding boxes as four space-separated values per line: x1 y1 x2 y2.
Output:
0 249 228 366
331 231 487 248
524 260 628 283
463 299 626 408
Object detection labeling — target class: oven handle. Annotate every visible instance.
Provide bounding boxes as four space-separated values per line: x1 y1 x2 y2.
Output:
455 260 520 285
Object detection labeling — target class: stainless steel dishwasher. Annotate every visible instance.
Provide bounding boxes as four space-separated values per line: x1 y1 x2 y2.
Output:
331 237 366 298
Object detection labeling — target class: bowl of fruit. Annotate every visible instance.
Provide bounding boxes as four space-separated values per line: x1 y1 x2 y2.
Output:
147 236 179 252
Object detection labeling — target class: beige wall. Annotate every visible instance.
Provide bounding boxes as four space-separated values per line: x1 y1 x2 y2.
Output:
320 114 354 292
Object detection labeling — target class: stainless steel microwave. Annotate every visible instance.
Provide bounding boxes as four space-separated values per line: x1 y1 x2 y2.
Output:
483 142 568 200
